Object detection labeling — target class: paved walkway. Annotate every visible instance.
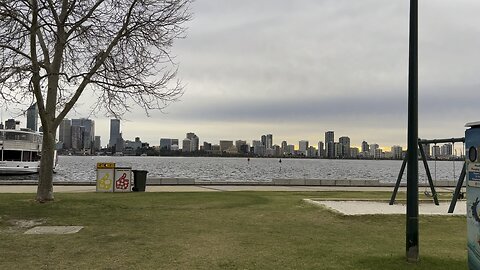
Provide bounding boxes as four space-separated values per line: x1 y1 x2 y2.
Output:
0 185 412 193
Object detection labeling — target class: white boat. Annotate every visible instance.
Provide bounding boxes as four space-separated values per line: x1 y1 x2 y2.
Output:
0 128 44 175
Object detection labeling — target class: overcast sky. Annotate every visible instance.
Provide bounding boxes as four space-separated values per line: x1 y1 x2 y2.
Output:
9 0 480 149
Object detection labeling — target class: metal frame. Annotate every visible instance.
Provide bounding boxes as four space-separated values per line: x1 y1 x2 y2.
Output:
390 137 466 213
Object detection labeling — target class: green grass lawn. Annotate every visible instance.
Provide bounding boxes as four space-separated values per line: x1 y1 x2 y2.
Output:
0 191 467 269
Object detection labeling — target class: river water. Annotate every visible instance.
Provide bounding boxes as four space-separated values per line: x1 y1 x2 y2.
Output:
0 156 464 184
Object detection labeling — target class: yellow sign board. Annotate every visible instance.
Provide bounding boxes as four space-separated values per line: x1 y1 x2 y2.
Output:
97 162 115 169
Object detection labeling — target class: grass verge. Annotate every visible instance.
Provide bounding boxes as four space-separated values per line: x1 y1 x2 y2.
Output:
0 191 466 269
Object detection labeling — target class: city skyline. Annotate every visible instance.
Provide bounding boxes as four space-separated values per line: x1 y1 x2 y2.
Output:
3 0 479 151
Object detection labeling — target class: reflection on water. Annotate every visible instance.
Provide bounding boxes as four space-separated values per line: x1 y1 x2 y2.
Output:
0 156 465 183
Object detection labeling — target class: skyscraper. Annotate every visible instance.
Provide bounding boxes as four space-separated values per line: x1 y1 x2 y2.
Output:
325 131 335 158
26 103 38 131
266 134 273 149
339 136 350 158
59 119 72 149
71 118 95 153
261 135 267 146
318 141 325 158
361 141 369 154
299 140 309 153
109 119 120 148
186 132 199 151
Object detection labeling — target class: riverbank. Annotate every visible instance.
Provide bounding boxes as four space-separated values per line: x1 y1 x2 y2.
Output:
0 178 464 187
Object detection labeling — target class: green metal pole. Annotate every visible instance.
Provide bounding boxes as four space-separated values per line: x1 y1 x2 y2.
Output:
406 0 419 262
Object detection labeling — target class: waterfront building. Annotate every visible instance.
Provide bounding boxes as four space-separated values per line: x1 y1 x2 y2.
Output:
339 136 350 158
252 140 262 147
219 140 234 152
370 144 379 158
375 148 384 159
361 141 369 153
325 131 335 158
203 142 212 151
5 119 18 129
391 145 403 159
71 125 84 151
318 141 325 158
160 138 172 150
281 141 287 154
422 143 431 158
350 147 359 158
286 145 295 155
266 134 273 149
182 138 191 152
441 143 453 157
210 144 221 154
253 145 266 156
299 140 309 154
261 135 266 146
94 136 101 151
306 146 317 157
334 142 342 158
239 144 250 154
59 118 72 149
115 133 125 153
72 118 95 153
109 119 120 148
235 140 247 152
171 139 179 146
186 132 199 151
26 103 38 131
432 145 440 159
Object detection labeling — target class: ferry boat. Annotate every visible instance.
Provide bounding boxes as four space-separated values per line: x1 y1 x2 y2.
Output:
0 128 46 175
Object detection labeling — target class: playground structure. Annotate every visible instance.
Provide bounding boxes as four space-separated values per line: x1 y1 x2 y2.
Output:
389 137 466 213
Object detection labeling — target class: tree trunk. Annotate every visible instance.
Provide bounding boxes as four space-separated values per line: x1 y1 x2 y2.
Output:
36 130 56 202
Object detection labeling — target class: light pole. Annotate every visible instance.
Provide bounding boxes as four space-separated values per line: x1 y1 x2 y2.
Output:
406 0 419 262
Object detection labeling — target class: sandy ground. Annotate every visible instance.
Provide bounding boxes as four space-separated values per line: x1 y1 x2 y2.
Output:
305 199 466 216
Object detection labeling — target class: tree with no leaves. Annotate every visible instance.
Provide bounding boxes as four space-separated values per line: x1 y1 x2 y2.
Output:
0 0 191 202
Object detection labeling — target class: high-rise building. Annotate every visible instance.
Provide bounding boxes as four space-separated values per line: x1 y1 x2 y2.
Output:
219 140 234 152
350 147 359 158
72 118 95 152
59 119 72 149
391 145 403 159
432 145 440 158
422 143 431 158
261 135 267 147
266 134 273 149
71 125 84 151
109 119 120 148
318 141 325 158
26 103 38 131
160 138 172 150
281 141 287 154
441 143 453 157
361 141 369 154
370 144 379 158
339 136 350 158
299 140 309 153
182 138 191 152
235 140 247 152
186 132 199 151
325 131 335 158
94 136 101 151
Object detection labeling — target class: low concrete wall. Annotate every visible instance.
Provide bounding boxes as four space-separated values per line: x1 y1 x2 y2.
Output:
0 178 465 187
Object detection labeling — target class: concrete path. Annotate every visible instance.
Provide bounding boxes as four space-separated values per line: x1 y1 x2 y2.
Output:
0 185 410 193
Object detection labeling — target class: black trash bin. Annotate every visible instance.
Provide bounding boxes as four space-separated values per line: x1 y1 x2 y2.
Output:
132 170 148 192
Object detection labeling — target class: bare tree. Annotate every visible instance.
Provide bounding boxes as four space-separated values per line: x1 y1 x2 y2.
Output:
0 0 191 202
